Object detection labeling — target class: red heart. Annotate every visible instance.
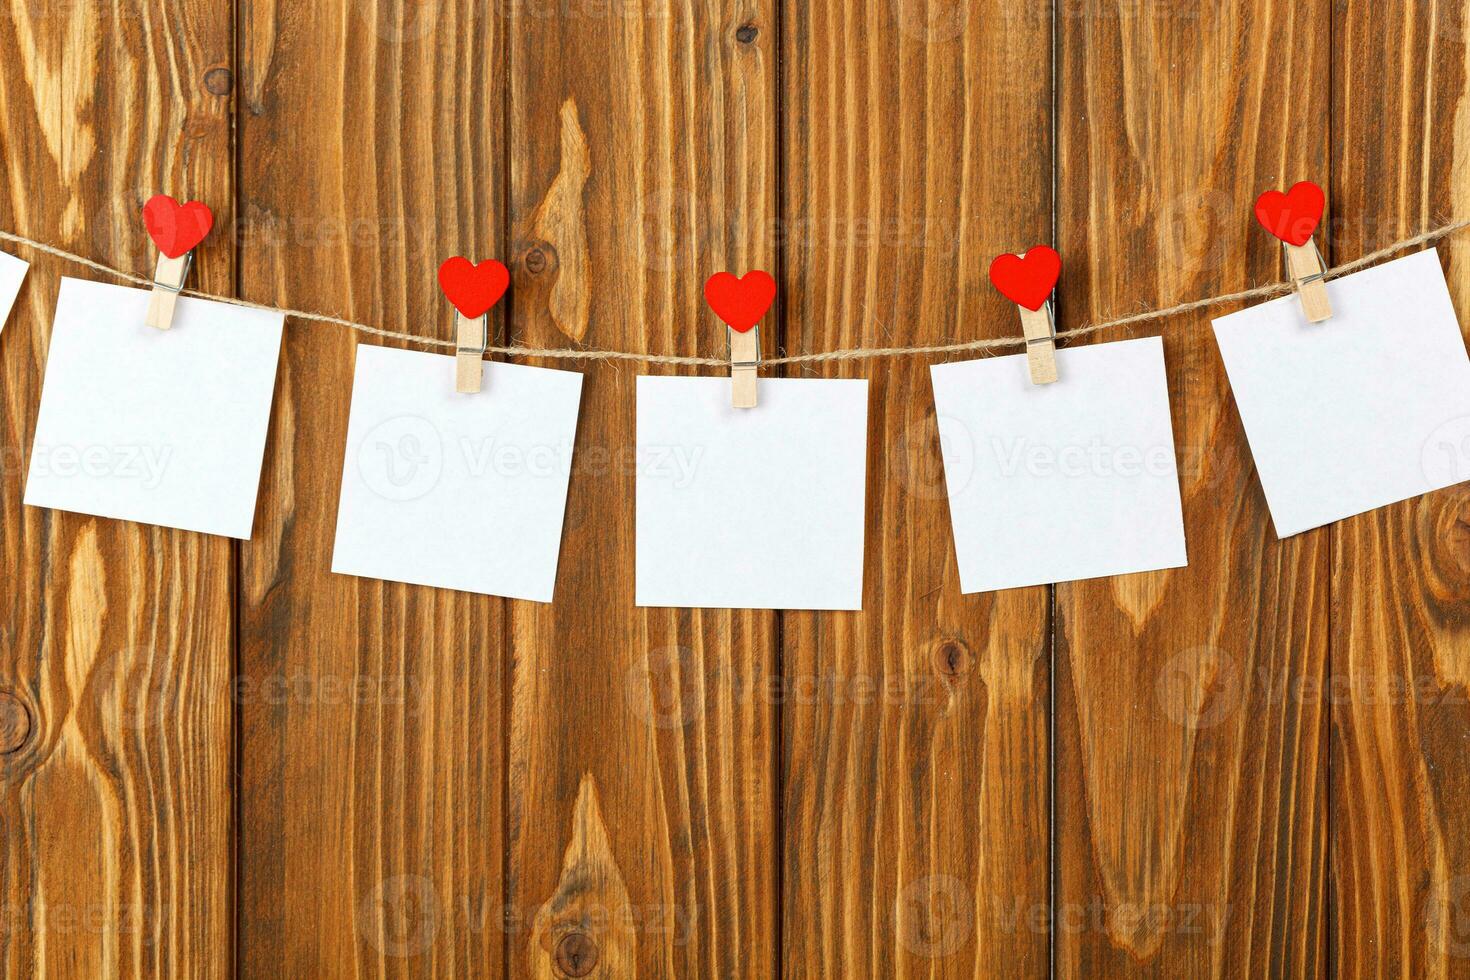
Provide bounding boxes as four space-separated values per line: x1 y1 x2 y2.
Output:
704 271 776 333
1254 181 1325 247
143 195 214 258
988 246 1060 311
437 257 510 319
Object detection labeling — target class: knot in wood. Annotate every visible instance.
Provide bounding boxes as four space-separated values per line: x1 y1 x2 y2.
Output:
524 244 552 275
554 931 598 977
0 690 32 754
203 67 234 96
932 638 973 678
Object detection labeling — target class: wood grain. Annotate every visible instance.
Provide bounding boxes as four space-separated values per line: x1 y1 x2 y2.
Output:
1332 2 1470 974
1053 1 1330 975
506 2 779 976
234 1 505 974
6 2 1470 974
0 1 236 975
779 2 1052 974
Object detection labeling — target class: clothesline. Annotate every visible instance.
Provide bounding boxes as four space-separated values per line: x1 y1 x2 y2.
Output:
2 220 1467 367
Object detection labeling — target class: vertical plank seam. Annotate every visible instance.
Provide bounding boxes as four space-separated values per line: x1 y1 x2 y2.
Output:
1047 0 1059 976
1325 1 1337 976
230 0 244 973
772 0 787 969
500 0 515 973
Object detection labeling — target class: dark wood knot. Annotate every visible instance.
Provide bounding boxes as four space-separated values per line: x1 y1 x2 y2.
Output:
522 242 554 275
554 931 598 977
932 638 973 678
203 67 234 96
0 690 33 754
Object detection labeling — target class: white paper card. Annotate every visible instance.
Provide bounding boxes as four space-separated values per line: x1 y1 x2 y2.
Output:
1213 249 1470 537
332 345 583 602
25 277 284 538
636 376 868 610
0 250 28 334
930 336 1188 593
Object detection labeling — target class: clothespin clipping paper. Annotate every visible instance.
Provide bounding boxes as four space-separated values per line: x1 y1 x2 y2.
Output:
705 270 776 409
1255 181 1332 323
142 195 213 330
438 257 510 394
989 245 1062 385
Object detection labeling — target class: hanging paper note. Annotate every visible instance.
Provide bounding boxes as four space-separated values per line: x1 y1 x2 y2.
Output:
1213 248 1470 537
331 345 583 602
930 336 1188 593
24 277 284 537
0 250 28 335
636 376 868 610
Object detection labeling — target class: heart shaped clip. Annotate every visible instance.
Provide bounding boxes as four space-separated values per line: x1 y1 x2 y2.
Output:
438 257 510 393
705 271 775 408
1255 181 1332 323
142 195 214 330
989 246 1061 385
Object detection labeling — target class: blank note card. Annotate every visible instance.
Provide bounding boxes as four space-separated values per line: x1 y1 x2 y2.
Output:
25 277 284 538
636 376 869 611
1213 249 1470 537
332 345 584 602
0 250 27 335
930 336 1188 594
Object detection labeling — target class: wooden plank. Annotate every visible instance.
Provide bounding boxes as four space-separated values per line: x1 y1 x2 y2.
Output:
234 2 505 974
780 3 1051 975
0 1 236 976
1331 4 1470 974
505 3 779 976
1053 2 1330 975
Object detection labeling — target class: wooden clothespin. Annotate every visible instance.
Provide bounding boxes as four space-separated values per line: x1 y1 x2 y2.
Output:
704 270 776 408
455 309 488 393
437 256 510 393
141 195 214 330
989 245 1062 385
1255 181 1331 323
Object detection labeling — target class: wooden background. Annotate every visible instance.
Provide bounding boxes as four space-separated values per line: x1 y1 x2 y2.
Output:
1 0 1468 976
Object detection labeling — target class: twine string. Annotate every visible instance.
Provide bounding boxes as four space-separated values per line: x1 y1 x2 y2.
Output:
2 220 1466 368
